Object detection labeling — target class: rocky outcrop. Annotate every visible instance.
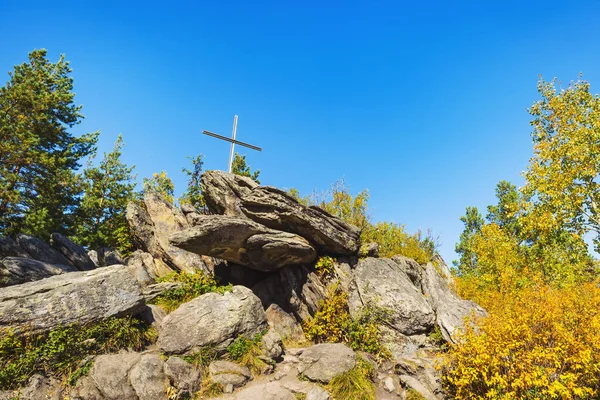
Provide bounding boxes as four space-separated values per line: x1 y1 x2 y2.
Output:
240 186 361 255
349 257 435 336
0 257 74 286
0 265 145 333
158 286 267 354
297 343 356 383
200 170 258 215
170 215 316 271
200 171 361 256
50 233 96 271
422 262 486 343
126 193 209 274
16 233 71 266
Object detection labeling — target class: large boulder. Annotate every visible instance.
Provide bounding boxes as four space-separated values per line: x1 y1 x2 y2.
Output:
422 262 486 343
0 257 75 286
126 193 209 274
16 233 71 266
297 343 356 383
0 236 30 258
0 264 145 333
348 257 435 336
170 215 316 271
50 233 96 271
158 286 267 354
200 171 361 256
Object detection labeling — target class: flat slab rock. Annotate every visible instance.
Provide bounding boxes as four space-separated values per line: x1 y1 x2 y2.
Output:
16 233 71 266
158 285 267 354
0 264 145 333
297 343 356 383
0 257 74 287
170 214 316 271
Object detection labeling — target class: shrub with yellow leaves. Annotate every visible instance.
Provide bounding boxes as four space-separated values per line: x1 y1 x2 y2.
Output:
440 281 600 399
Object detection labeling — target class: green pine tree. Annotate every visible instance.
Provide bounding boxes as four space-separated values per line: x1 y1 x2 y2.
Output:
0 49 98 237
75 135 136 254
231 153 260 183
179 154 205 209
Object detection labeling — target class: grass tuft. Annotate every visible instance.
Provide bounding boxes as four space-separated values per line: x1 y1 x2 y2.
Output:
326 356 376 400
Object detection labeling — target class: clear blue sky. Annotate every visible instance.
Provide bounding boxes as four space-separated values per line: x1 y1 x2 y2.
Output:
2 0 600 264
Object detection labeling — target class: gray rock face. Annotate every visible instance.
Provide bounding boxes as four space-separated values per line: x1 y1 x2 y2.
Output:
391 255 423 290
126 250 175 281
170 215 316 271
164 356 201 396
422 262 486 343
0 264 145 333
265 304 306 343
90 352 142 400
126 193 208 274
0 374 64 400
129 354 169 400
50 233 96 271
0 257 75 286
158 286 268 355
137 304 167 333
98 248 124 266
261 329 284 360
348 258 435 336
200 171 361 256
88 250 99 267
298 343 356 383
209 360 251 389
253 265 328 321
201 170 258 216
0 236 30 258
16 233 71 266
72 352 200 400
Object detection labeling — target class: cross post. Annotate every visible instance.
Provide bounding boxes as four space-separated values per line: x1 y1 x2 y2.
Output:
202 115 262 173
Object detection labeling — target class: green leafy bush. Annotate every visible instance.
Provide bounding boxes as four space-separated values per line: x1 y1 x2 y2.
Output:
304 285 391 361
314 256 336 279
0 317 156 389
152 271 232 312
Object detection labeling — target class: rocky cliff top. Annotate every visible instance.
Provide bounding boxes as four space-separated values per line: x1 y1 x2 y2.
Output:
0 170 484 400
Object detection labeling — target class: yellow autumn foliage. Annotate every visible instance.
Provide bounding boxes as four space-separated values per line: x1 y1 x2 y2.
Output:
441 281 600 399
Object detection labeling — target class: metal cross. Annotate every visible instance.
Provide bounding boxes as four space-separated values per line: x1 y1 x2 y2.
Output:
202 115 262 173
